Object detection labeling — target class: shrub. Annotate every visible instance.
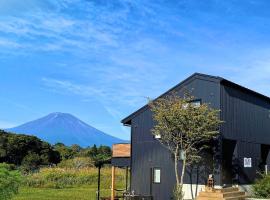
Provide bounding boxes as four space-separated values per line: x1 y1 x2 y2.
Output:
253 174 270 198
0 163 22 200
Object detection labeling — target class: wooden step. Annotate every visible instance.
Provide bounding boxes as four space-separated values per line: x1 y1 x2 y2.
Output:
223 191 245 198
199 191 224 198
224 195 246 200
221 187 239 193
198 191 245 198
197 196 246 200
196 196 223 200
196 187 246 200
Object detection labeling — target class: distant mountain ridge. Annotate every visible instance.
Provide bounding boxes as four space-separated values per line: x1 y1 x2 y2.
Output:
6 112 124 147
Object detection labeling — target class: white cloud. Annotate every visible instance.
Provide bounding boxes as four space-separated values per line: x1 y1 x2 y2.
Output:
0 0 167 57
42 78 105 97
0 38 21 48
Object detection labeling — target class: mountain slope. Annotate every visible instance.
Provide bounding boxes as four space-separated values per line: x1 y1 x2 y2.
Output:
7 112 124 147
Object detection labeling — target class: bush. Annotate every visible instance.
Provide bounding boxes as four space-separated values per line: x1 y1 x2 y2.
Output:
253 174 270 198
0 163 22 200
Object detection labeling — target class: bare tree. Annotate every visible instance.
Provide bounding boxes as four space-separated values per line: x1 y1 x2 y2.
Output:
149 92 222 200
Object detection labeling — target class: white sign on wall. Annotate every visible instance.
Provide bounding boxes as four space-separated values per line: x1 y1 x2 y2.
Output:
244 157 252 168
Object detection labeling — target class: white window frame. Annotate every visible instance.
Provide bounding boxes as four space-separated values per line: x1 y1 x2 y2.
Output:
182 99 201 109
153 168 161 184
191 99 201 108
154 134 161 139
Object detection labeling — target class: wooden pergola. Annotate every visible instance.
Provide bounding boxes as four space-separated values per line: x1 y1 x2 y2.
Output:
111 144 131 200
96 143 131 200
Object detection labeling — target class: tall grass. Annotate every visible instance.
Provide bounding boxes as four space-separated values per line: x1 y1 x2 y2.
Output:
23 167 125 190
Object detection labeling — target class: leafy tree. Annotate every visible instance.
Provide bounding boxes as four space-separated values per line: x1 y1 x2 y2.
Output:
71 144 82 155
0 130 111 172
58 157 94 169
98 145 111 158
0 163 22 200
149 92 222 200
21 152 41 173
0 130 60 169
90 144 98 157
53 143 74 160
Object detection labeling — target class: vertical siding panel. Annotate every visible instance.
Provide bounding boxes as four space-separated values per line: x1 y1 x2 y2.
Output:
221 82 270 184
221 83 270 143
130 77 221 200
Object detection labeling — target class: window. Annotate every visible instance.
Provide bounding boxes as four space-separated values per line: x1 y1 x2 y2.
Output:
191 99 201 108
182 99 201 109
153 168 161 183
154 134 161 139
244 157 252 168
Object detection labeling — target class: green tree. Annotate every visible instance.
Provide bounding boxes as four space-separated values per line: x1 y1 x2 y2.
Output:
58 157 94 169
71 144 82 156
21 152 41 173
0 163 22 200
98 145 111 158
149 92 222 200
0 130 60 168
89 144 98 158
53 143 74 160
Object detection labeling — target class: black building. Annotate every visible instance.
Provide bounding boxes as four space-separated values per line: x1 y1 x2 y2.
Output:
121 73 270 200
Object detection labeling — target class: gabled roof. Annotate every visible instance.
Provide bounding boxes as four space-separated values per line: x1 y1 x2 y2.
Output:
121 72 270 125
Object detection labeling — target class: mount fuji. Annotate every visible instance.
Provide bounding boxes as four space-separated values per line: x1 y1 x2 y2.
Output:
6 112 125 147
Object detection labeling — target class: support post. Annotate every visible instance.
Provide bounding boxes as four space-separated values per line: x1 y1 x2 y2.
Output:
150 168 153 196
125 167 128 191
97 164 101 200
111 166 115 200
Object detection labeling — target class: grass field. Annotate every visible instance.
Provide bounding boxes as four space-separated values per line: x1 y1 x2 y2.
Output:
13 167 126 200
13 186 110 200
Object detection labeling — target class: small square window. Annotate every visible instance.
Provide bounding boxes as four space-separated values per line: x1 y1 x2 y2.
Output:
154 134 161 139
191 100 201 108
153 168 161 183
182 99 201 109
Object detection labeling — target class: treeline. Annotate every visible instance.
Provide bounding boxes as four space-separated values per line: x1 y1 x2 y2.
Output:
0 130 60 172
54 143 111 161
0 130 111 172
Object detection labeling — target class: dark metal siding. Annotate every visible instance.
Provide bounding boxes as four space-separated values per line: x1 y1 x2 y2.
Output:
220 82 270 184
111 157 130 167
130 77 221 200
237 141 261 184
220 82 270 143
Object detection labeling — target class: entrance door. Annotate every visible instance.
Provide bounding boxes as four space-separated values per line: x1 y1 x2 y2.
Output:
222 139 237 186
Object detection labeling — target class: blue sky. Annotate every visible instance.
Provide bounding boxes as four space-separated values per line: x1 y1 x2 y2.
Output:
1 0 270 140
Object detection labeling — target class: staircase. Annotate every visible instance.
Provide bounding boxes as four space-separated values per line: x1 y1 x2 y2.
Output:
196 187 246 200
